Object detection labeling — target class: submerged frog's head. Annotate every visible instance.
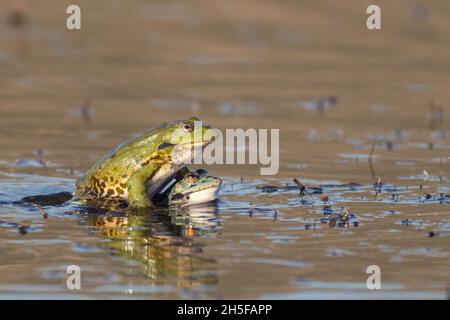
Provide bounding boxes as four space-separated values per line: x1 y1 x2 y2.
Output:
168 170 222 207
149 117 216 166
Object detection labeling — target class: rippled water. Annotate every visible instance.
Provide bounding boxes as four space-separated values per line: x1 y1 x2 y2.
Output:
1 169 450 299
1 0 450 299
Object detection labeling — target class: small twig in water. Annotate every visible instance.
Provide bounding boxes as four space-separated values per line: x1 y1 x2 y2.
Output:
34 204 49 219
340 208 350 220
368 144 376 179
373 177 382 198
369 144 375 162
293 178 306 196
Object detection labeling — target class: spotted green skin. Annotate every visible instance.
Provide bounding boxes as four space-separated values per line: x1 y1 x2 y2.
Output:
168 174 222 206
74 118 214 208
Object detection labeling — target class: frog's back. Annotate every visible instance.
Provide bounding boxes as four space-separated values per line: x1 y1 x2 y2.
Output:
74 122 172 201
74 147 133 202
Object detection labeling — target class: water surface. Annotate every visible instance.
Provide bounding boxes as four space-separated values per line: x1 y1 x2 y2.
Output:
1 0 450 299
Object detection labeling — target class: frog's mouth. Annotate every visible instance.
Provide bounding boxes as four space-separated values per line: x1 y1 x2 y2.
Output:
182 140 213 147
171 138 215 165
179 135 216 148
178 125 217 149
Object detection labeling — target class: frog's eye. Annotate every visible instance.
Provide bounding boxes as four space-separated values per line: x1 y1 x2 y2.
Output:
157 142 175 151
184 172 199 184
180 122 194 133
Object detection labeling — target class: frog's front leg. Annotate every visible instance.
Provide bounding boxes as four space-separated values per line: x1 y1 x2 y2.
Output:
127 164 158 208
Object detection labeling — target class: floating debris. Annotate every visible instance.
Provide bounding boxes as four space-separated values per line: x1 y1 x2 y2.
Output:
373 177 382 195
340 208 350 220
304 223 317 231
293 178 305 196
368 144 376 162
81 100 92 123
34 204 49 219
257 180 322 195
423 170 430 182
300 96 339 116
400 219 425 227
69 99 93 123
18 225 29 235
319 206 358 229
329 216 337 228
323 205 333 215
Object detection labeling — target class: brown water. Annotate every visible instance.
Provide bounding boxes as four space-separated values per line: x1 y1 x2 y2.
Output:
1 0 450 299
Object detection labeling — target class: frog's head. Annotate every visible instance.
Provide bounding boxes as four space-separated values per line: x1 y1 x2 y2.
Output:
149 117 216 166
168 170 222 207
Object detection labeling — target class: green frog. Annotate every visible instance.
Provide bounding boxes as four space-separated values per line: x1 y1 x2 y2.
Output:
168 170 222 207
73 117 216 209
152 169 222 207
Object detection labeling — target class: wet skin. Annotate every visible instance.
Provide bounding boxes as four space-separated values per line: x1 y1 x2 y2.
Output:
73 118 215 208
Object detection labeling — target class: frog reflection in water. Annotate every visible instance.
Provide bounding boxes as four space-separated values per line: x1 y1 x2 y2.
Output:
85 204 220 288
81 171 222 288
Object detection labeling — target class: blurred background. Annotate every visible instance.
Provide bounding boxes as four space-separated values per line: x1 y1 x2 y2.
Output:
1 0 449 180
1 0 450 299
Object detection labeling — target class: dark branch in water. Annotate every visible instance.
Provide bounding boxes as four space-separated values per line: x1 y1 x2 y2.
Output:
293 178 305 196
368 144 376 179
34 204 49 219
